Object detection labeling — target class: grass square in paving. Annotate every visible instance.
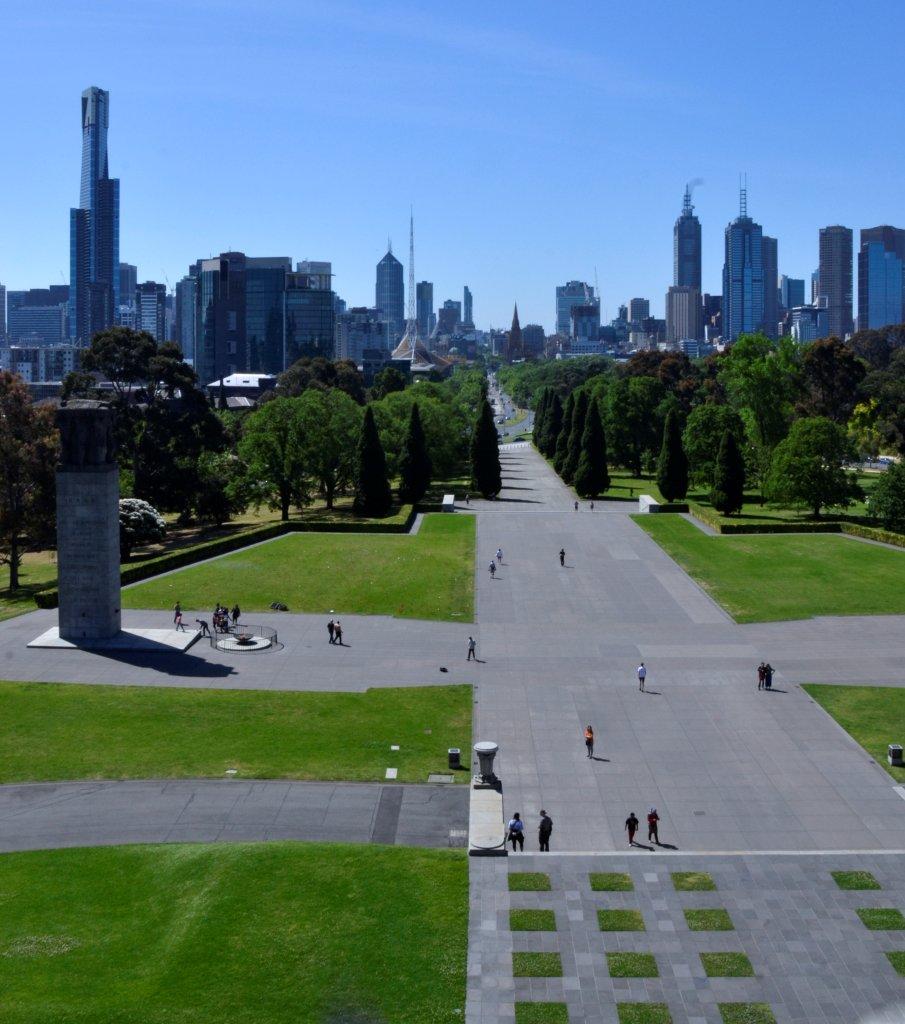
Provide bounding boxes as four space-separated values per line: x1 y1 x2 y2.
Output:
856 908 905 930
671 871 716 891
598 909 645 931
718 1004 776 1024
607 952 659 978
831 870 881 890
701 953 755 977
885 952 905 975
512 952 563 977
685 908 734 931
590 871 634 891
510 909 557 932
515 1003 569 1024
509 872 551 892
617 1003 673 1024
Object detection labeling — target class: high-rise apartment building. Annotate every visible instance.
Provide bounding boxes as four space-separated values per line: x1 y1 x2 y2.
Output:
463 285 473 327
780 276 805 310
570 302 601 353
674 185 702 290
666 285 703 342
1 282 7 340
761 235 778 338
628 298 650 323
435 299 461 336
335 307 387 363
245 258 292 373
136 281 166 341
7 287 70 346
818 226 853 338
556 281 594 336
722 189 765 342
175 274 197 363
375 248 404 347
285 269 335 365
119 263 137 307
857 226 905 331
416 281 433 339
69 86 120 344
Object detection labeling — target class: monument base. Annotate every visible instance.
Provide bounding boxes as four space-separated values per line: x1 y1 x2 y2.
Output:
28 627 199 653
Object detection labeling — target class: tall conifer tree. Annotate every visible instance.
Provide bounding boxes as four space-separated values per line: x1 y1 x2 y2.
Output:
656 408 689 501
471 398 502 497
710 429 746 515
532 388 549 448
553 392 575 474
561 390 588 485
573 399 610 498
540 393 563 456
398 401 432 504
353 406 392 516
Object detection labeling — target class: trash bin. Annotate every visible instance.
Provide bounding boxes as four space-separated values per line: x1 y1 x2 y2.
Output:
888 744 903 766
448 748 461 770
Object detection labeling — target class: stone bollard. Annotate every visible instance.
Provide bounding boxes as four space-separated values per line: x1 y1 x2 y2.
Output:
473 741 499 787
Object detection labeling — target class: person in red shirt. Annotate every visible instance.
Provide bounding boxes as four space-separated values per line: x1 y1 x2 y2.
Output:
647 807 660 845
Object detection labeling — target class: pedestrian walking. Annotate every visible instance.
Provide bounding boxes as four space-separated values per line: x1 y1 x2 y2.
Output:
467 636 477 661
637 662 647 692
574 500 579 511
538 810 553 852
559 548 565 567
625 812 639 846
507 812 525 852
465 493 470 505
496 547 503 564
584 725 595 758
757 662 766 690
489 560 496 577
328 619 336 644
334 620 343 646
231 603 241 626
590 501 595 511
647 807 660 844
173 602 185 632
764 662 774 690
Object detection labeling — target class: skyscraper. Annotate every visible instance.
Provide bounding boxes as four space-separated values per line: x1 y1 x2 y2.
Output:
463 285 473 327
556 281 593 336
119 263 137 309
780 276 805 310
136 281 166 341
858 226 905 331
666 285 703 342
722 187 765 342
69 86 120 344
375 246 404 347
761 235 778 338
416 281 433 339
674 184 702 290
175 274 197 363
627 298 650 323
0 283 6 340
818 226 853 338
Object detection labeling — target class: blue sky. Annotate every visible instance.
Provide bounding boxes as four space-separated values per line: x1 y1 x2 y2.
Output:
2 0 904 330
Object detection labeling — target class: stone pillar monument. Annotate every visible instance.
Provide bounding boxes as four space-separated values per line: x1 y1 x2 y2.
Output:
56 404 121 642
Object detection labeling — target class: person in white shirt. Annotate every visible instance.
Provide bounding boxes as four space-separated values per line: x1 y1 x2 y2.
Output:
507 812 524 852
637 662 647 692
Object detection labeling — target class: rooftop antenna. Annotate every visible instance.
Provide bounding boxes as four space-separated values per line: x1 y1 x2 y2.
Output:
739 173 748 218
407 206 416 327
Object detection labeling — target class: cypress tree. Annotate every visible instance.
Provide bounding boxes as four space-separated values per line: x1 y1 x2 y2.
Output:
656 407 689 501
540 393 563 456
532 387 549 448
471 398 503 497
553 392 574 474
573 400 610 498
561 389 588 485
710 429 746 515
398 401 432 505
353 405 392 516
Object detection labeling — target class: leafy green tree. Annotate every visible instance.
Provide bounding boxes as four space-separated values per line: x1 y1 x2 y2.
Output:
119 498 166 560
296 388 362 509
372 390 468 479
370 366 408 400
765 416 862 517
80 327 158 399
238 397 309 521
561 389 588 484
539 392 563 456
470 399 502 498
398 402 432 504
194 452 247 526
605 376 666 476
682 404 745 487
868 461 905 532
275 357 366 404
573 400 610 498
709 430 746 515
800 337 866 422
0 372 58 590
353 406 392 516
553 392 574 473
656 408 689 501
862 348 905 457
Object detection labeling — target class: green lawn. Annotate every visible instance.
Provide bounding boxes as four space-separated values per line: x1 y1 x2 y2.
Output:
0 682 472 784
856 908 905 930
684 909 734 931
607 952 659 978
701 953 754 978
590 871 634 891
634 515 905 622
831 870 882 890
803 685 905 783
0 842 467 1024
123 514 476 621
509 872 551 891
512 952 563 977
672 871 716 891
598 909 645 931
510 910 557 932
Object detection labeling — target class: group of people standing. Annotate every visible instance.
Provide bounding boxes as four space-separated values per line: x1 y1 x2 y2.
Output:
507 810 553 852
172 601 239 635
757 662 775 689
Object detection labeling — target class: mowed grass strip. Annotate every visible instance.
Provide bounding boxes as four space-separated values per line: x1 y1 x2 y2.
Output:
590 871 634 891
0 682 472 784
0 842 467 1024
598 909 645 931
632 516 905 622
512 952 563 977
701 953 755 977
510 910 557 932
509 872 551 891
607 952 659 978
831 870 882 890
672 871 716 891
803 685 905 783
685 909 734 931
123 514 476 621
515 1004 569 1024
856 908 905 930
718 1004 777 1024
617 1004 672 1024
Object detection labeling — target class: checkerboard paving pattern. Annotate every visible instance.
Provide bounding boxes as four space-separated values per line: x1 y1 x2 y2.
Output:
467 853 905 1023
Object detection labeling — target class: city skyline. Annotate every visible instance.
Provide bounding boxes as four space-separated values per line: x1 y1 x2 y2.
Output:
3 2 905 330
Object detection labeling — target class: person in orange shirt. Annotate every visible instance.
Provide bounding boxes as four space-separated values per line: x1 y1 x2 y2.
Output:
584 725 594 759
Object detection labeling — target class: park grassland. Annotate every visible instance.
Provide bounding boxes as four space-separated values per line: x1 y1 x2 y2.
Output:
123 513 475 621
633 515 905 622
803 685 905 783
0 842 467 1024
0 682 472 784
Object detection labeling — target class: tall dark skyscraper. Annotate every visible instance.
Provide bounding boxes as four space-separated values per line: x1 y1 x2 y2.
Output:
463 285 473 327
673 184 702 290
375 246 404 347
818 226 853 339
69 86 120 344
858 225 905 331
722 187 765 342
416 281 433 339
761 235 778 338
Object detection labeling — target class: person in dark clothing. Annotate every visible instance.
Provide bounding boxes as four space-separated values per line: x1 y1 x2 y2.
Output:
538 810 553 852
625 812 639 846
757 662 766 690
764 663 774 689
507 812 525 852
328 619 335 644
334 621 343 645
231 604 241 625
647 807 660 844
559 548 565 567
195 619 211 637
584 725 594 758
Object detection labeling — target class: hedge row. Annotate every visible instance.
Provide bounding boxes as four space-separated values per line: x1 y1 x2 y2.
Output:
688 502 905 545
840 522 905 549
34 505 416 610
649 502 689 513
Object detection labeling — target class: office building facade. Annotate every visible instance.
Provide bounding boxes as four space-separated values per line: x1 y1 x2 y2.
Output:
69 86 120 344
375 249 404 347
285 270 335 364
7 287 70 346
761 235 778 338
136 281 166 341
666 285 703 343
0 283 5 340
791 303 829 343
416 281 433 339
570 302 602 353
674 186 702 290
858 226 905 331
436 300 461 336
522 323 546 358
556 281 594 336
818 226 853 338
463 285 473 327
175 275 197 363
335 308 387 363
722 192 765 342
780 276 805 310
